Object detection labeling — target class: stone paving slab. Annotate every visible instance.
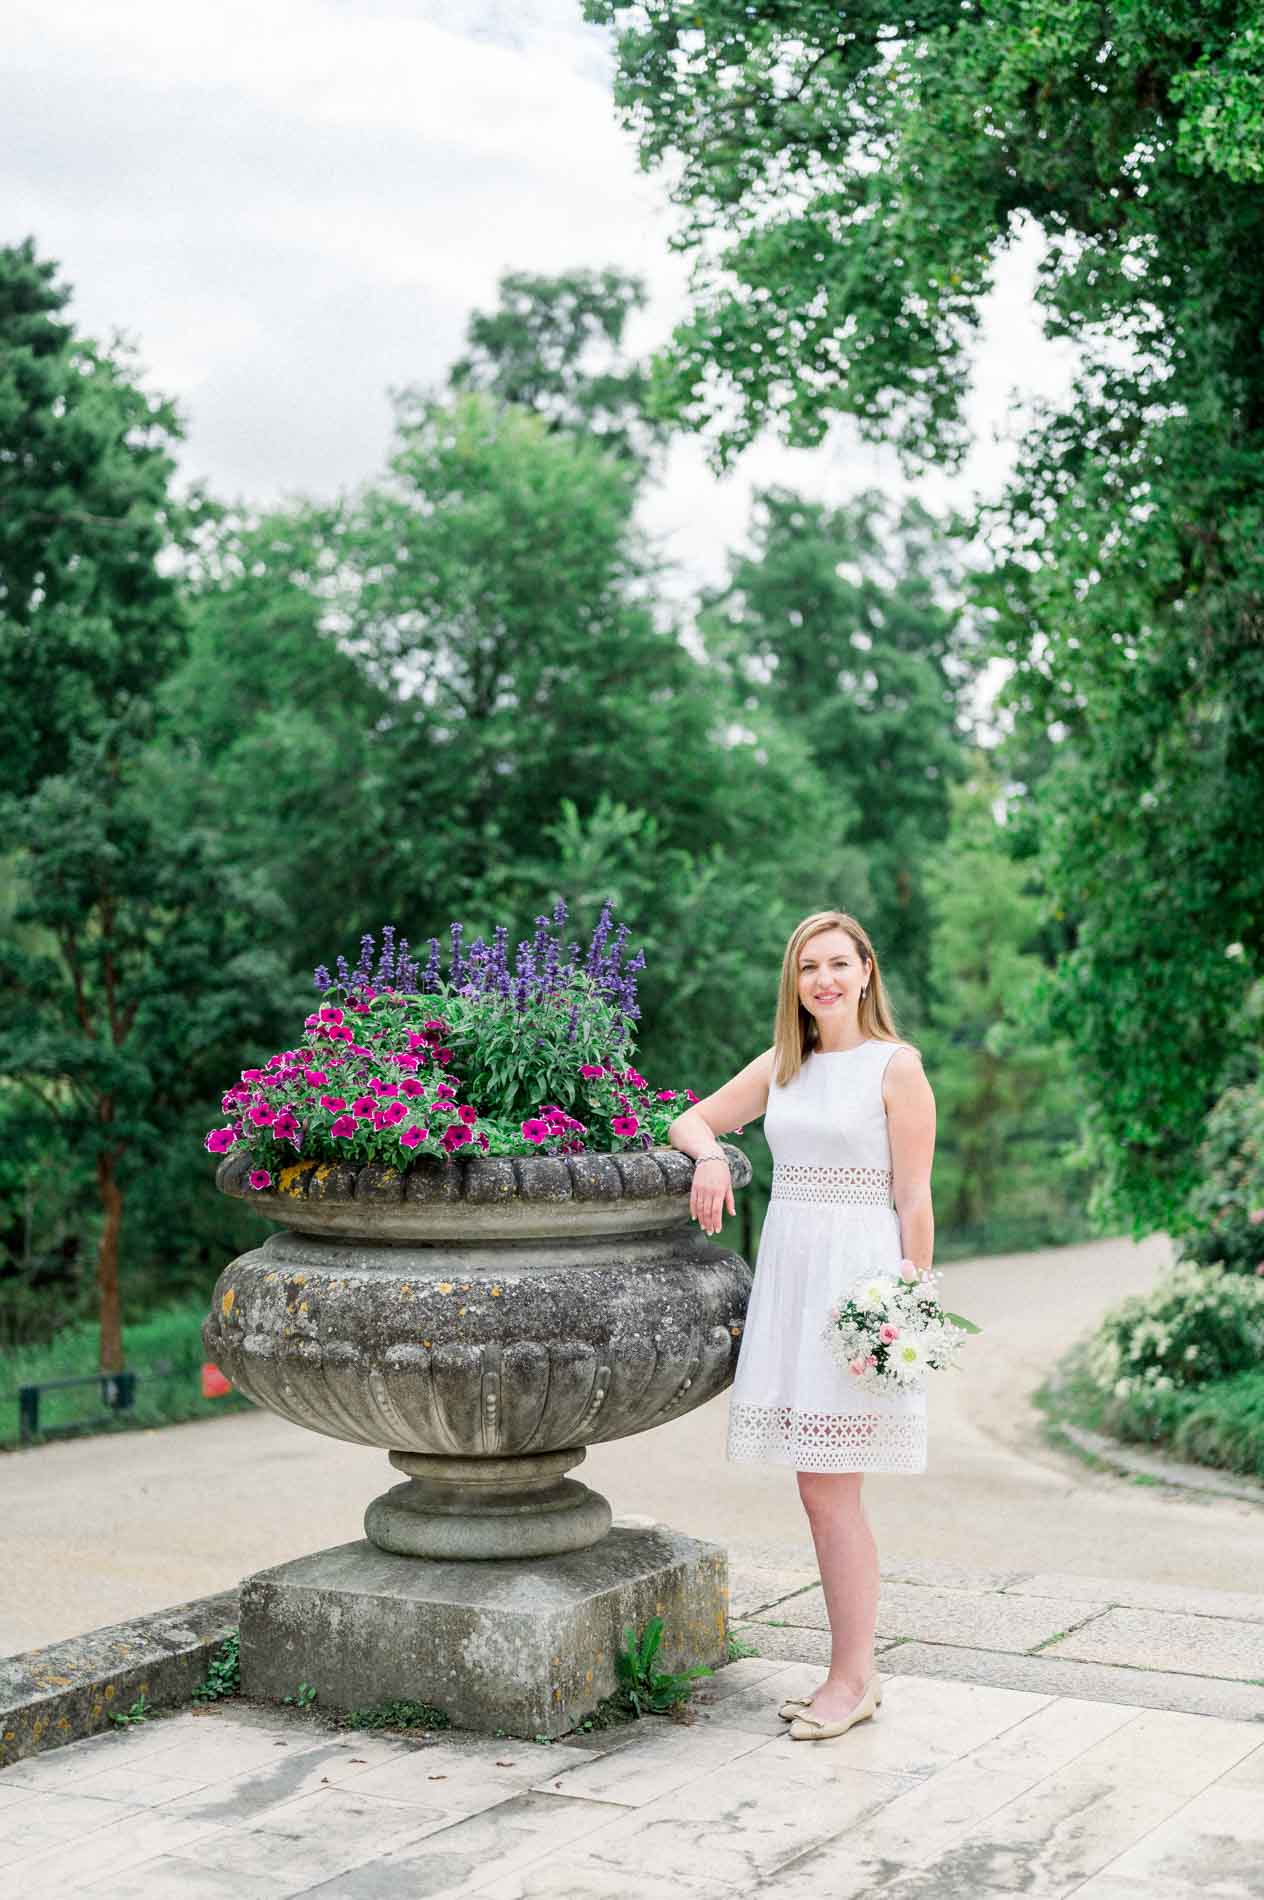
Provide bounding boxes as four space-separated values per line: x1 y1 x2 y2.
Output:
753 1580 1113 1655
4 1672 1263 1898
873 1640 1264 1722
1002 1571 1264 1625
727 1565 818 1620
1043 1605 1264 1683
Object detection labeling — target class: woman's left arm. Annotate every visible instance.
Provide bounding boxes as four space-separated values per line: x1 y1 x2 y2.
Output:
884 1049 937 1270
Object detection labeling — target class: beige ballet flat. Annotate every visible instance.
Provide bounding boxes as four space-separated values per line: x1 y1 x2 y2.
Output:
778 1672 882 1722
788 1676 879 1741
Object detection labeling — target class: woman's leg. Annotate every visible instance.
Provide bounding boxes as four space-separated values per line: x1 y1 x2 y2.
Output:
794 1469 879 1718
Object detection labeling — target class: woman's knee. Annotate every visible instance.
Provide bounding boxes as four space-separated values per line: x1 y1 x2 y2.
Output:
796 1470 864 1518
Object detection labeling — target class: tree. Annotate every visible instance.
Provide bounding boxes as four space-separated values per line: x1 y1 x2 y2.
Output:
586 0 1264 1234
0 726 290 1371
919 767 1091 1247
156 508 393 974
0 241 288 1370
448 266 668 471
698 487 983 1003
0 239 184 797
323 387 850 925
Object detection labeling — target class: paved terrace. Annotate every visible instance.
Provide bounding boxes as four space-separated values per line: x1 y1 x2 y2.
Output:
3 1547 1262 1898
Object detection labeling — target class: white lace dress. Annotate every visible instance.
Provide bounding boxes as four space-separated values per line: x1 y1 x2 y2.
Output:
726 1038 928 1474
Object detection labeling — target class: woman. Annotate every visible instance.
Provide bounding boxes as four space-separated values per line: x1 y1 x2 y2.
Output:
667 909 936 1742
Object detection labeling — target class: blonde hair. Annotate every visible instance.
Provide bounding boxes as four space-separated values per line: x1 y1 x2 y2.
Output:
772 910 916 1089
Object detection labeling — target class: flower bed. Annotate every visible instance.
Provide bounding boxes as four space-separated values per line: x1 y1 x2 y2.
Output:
203 901 708 1191
1044 1260 1264 1480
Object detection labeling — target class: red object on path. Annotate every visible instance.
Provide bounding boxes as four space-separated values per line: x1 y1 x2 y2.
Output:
201 1362 233 1398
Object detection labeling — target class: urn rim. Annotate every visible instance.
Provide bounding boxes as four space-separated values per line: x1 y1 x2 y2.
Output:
214 1141 751 1239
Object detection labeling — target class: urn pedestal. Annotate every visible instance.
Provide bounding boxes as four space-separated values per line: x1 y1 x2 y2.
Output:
205 1142 753 1735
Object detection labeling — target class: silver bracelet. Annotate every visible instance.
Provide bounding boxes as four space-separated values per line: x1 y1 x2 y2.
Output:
694 1151 727 1166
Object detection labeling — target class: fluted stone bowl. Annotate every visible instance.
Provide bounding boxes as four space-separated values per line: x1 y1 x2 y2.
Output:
204 1144 753 1559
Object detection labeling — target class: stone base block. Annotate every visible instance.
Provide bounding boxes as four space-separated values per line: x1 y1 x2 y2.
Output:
238 1524 728 1739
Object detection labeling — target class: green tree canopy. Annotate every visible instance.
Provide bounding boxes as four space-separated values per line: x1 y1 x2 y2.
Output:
586 0 1264 1233
448 265 668 470
699 486 982 1000
0 238 184 798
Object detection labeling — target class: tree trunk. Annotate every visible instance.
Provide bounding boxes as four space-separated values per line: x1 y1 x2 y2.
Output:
96 1147 124 1374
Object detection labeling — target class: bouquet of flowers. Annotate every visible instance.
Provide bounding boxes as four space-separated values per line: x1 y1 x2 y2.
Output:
202 900 710 1190
822 1259 981 1393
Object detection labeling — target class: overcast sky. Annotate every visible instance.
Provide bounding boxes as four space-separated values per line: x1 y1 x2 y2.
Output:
7 0 1078 628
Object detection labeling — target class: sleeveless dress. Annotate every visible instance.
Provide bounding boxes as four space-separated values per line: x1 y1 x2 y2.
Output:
726 1038 928 1474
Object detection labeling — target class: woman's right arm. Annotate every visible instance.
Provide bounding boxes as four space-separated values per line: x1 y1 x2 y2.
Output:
668 1048 774 1237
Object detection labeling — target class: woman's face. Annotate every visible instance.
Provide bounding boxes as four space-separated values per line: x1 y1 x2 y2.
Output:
796 928 871 1031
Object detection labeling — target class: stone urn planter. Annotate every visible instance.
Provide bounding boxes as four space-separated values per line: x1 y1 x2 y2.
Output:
204 1141 754 1562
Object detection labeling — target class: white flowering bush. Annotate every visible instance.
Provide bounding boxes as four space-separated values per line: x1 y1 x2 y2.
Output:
1084 1261 1264 1405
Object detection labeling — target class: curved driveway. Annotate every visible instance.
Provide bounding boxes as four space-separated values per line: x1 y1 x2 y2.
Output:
4 1230 1261 1654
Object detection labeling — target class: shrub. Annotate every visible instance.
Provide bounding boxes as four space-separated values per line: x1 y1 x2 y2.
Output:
1083 1260 1264 1407
1177 1076 1264 1279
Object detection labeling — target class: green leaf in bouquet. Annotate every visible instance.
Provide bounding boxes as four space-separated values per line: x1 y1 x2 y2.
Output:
943 1310 982 1334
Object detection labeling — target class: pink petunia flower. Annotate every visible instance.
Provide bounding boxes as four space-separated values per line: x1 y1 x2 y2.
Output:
442 1123 472 1151
386 1101 408 1125
247 1103 276 1127
320 1094 347 1113
351 1096 376 1118
612 1114 639 1138
579 1064 606 1078
655 1090 676 1101
204 1127 236 1153
399 1126 424 1149
248 1169 273 1190
399 1079 425 1098
330 1115 357 1138
303 1068 329 1087
522 1118 550 1144
458 1104 478 1125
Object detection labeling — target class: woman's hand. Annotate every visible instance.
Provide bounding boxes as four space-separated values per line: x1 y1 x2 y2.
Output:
691 1156 736 1237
